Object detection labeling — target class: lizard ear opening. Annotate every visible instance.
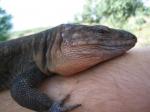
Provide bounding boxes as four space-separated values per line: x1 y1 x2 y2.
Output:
32 31 49 75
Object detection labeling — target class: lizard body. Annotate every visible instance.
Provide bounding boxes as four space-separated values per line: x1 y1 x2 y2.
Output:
0 24 137 112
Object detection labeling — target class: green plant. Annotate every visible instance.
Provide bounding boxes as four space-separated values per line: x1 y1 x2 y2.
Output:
0 7 12 41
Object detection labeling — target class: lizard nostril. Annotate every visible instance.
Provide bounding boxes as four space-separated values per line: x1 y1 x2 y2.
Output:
130 34 137 41
119 30 137 41
126 33 137 43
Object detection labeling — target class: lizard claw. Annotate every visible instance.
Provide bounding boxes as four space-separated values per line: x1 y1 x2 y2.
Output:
60 104 81 112
49 94 81 112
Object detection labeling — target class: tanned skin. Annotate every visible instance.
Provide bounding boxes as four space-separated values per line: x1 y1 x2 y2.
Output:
0 24 137 112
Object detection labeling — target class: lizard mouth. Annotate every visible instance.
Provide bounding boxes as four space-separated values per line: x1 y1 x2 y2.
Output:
99 39 137 51
101 39 136 47
70 38 136 49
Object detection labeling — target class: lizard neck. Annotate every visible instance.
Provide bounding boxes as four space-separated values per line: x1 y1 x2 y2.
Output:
32 28 56 74
0 35 34 66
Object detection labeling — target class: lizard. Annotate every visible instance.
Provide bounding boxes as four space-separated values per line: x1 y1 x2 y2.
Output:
0 24 137 112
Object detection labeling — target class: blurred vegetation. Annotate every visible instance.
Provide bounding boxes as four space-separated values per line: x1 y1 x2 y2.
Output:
0 7 12 41
75 0 149 27
74 0 150 47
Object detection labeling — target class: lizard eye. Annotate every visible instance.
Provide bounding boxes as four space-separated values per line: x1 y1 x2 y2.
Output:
95 25 110 34
93 28 109 34
98 29 109 34
89 25 110 34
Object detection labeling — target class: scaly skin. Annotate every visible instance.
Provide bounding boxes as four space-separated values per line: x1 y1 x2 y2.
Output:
0 24 137 112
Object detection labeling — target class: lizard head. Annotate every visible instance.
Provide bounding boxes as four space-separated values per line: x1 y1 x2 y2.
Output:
48 24 137 76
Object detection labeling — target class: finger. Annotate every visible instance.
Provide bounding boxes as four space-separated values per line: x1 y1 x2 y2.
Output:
59 94 71 105
61 104 82 112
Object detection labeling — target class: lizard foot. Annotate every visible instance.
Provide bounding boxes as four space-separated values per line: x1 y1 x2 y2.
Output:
49 94 81 112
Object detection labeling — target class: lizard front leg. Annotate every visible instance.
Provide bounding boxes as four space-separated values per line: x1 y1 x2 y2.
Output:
10 67 81 112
